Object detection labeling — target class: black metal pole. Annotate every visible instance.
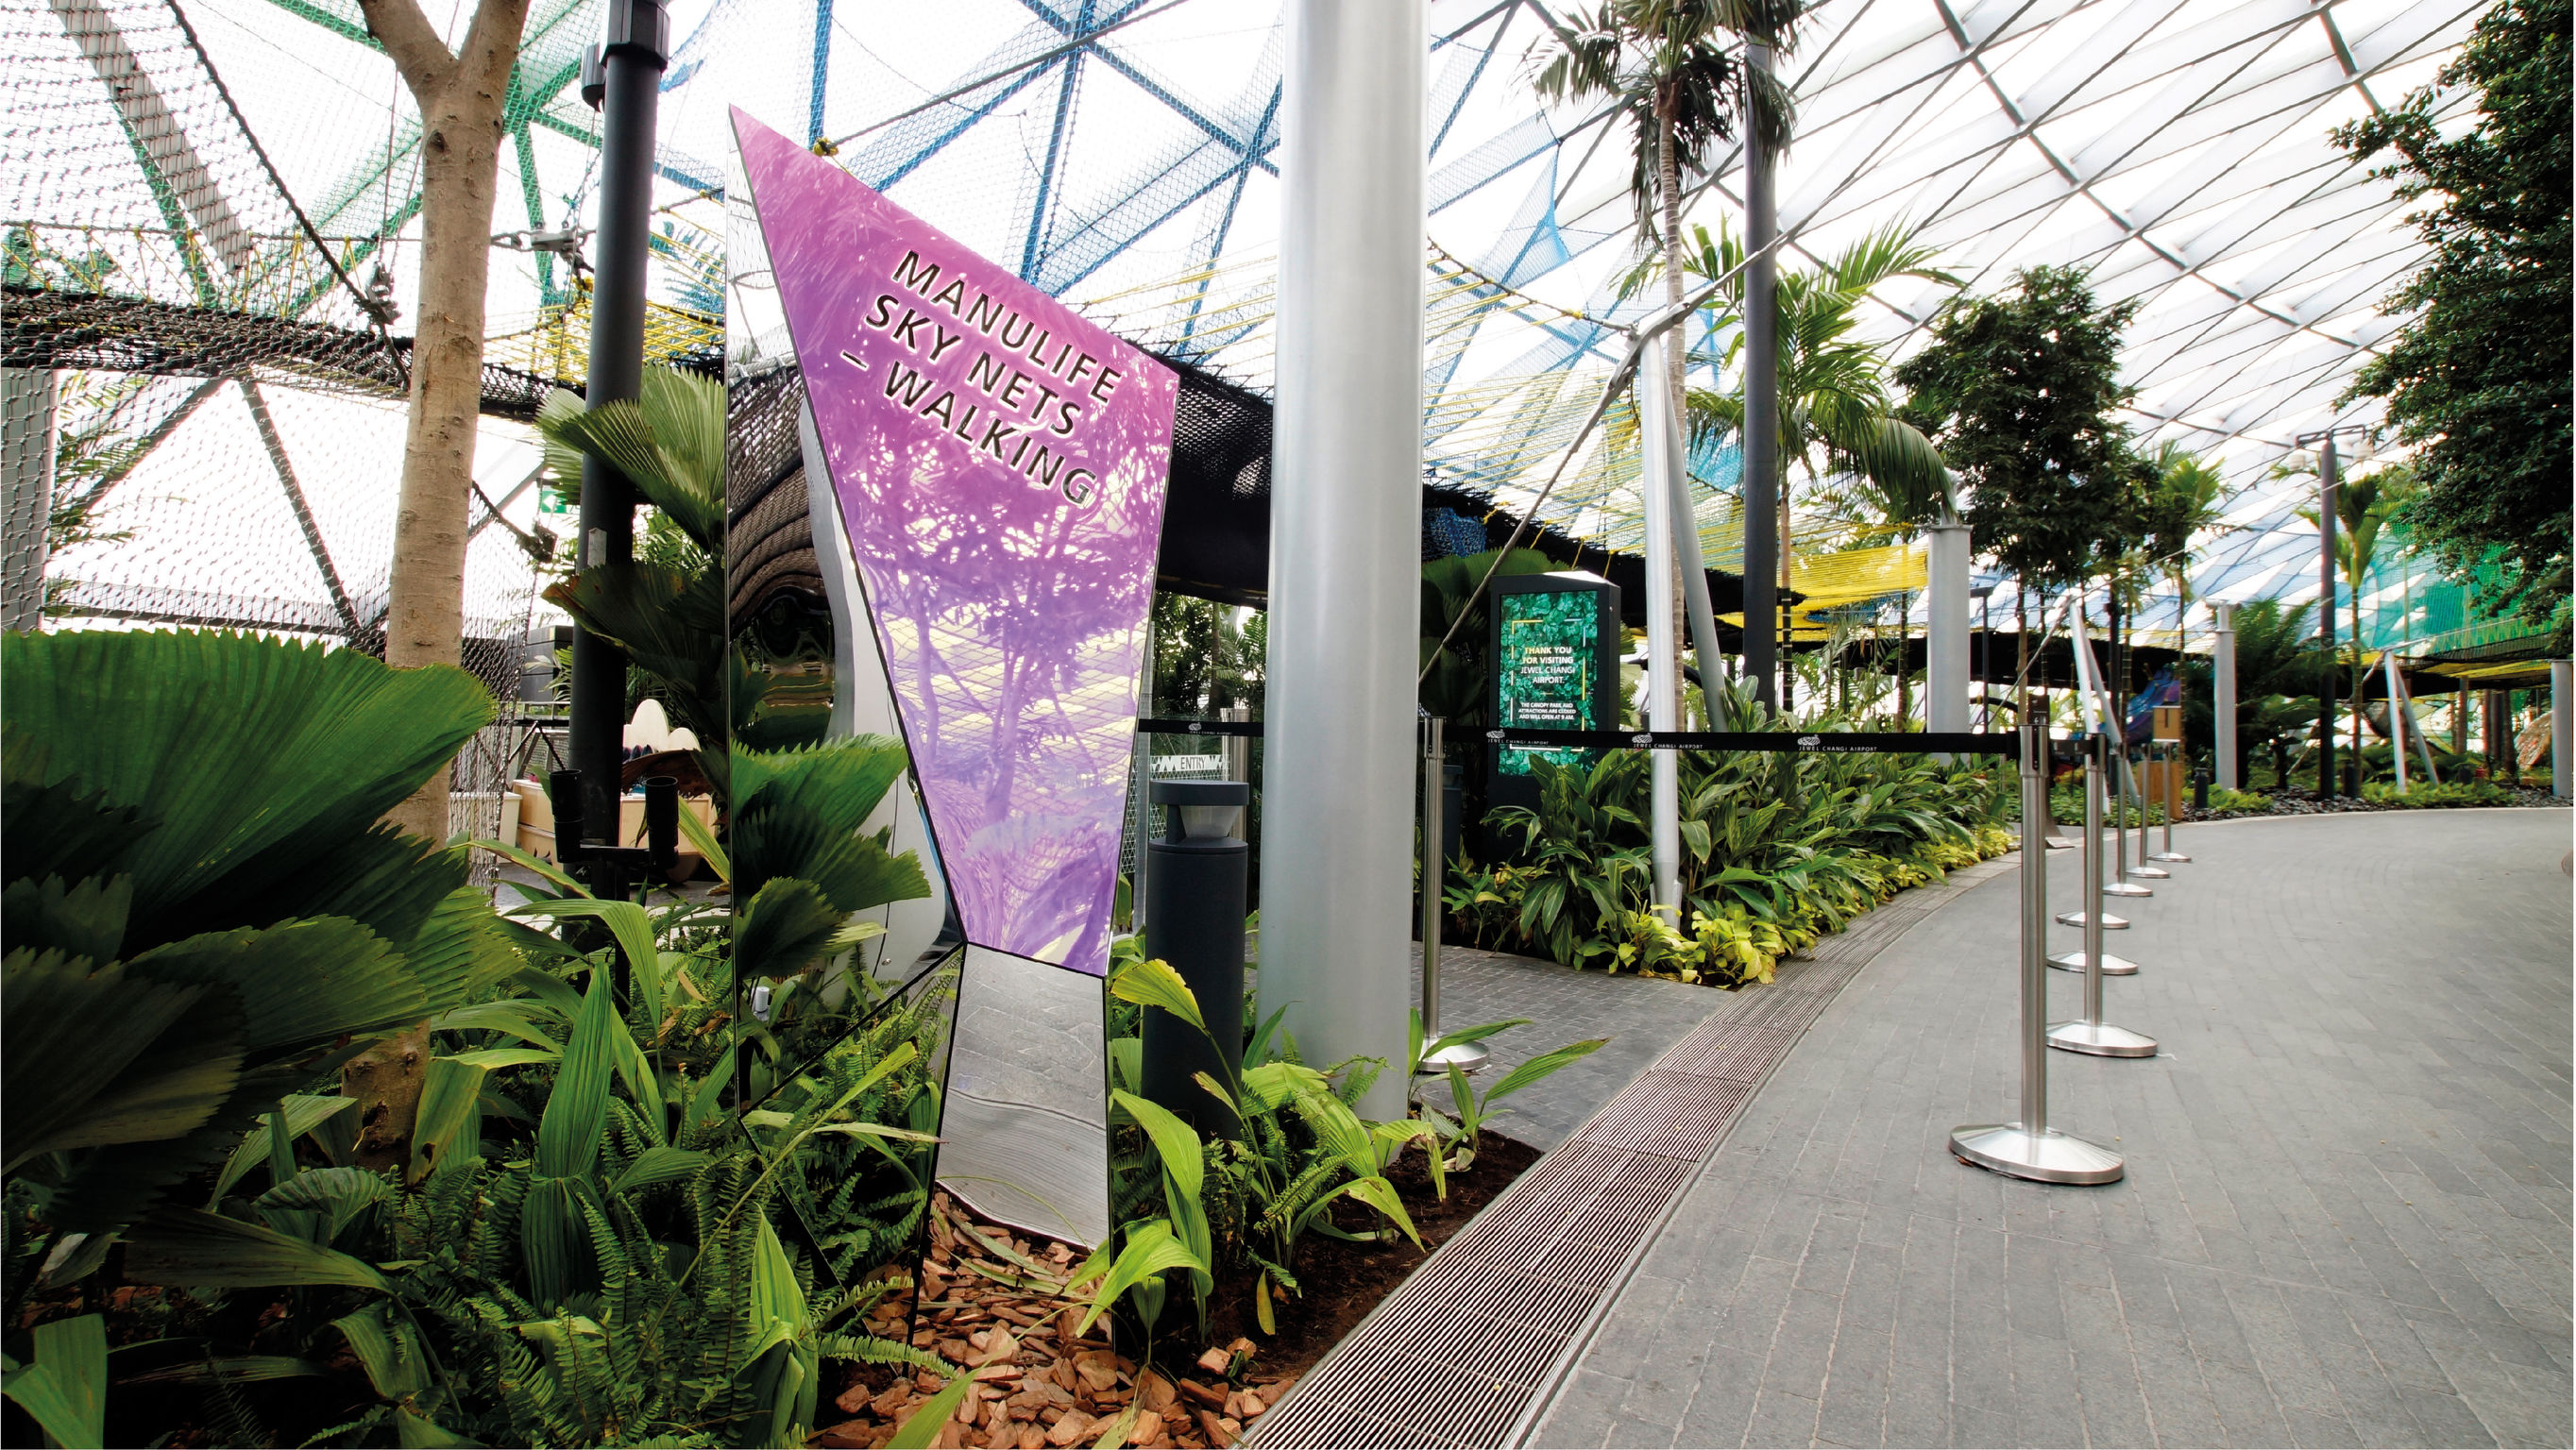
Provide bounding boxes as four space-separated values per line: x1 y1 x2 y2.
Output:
568 0 668 899
1739 42 1779 713
2317 436 2338 798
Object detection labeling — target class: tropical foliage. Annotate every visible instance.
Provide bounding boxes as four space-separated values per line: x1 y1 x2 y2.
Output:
2335 0 2571 636
3 628 954 1447
1082 953 1598 1357
1531 0 1798 348
1680 220 1959 537
1445 680 2012 983
3 629 506 1237
1419 546 1556 725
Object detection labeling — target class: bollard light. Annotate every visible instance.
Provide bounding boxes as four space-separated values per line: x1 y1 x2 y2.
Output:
1141 779 1249 1137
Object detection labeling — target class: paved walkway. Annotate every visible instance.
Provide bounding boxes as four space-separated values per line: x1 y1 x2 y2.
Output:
1532 808 2573 1449
1254 857 2020 1449
1398 942 1728 1150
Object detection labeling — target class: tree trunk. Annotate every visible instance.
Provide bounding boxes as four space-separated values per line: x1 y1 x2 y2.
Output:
341 1025 430 1172
364 0 529 845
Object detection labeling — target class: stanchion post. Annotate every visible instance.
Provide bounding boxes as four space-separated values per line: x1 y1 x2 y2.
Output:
1948 727 2124 1185
1417 717 1485 1073
2103 747 2155 896
2048 738 2157 1058
2049 731 2138 975
2150 739 2191 863
2125 751 2170 881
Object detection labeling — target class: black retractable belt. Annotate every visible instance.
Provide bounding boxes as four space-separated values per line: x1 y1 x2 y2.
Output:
1135 717 2020 758
1134 717 1266 737
1485 727 2019 757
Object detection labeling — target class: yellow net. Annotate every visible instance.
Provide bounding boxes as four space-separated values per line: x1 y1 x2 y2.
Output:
484 284 723 388
1717 543 1927 640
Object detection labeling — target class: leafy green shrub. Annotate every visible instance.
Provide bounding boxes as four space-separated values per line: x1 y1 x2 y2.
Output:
2203 786 2273 813
2363 778 2519 807
1449 681 2010 982
1088 955 1431 1347
4 627 953 1447
3 629 509 1237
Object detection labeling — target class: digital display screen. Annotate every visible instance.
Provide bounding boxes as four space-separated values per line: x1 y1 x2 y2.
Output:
1495 584 1606 777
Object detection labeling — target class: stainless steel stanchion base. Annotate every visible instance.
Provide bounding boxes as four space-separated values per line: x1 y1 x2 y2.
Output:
2102 881 2153 898
1949 1122 2124 1185
1417 1041 1490 1073
2133 863 2171 880
2047 1020 2158 1057
2047 950 2137 976
2054 910 2129 929
2148 850 2191 864
2044 835 2077 851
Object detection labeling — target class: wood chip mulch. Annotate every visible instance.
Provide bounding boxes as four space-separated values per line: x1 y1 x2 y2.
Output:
811 1193 1292 1450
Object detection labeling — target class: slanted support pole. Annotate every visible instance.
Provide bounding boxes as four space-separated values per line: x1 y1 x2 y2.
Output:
1260 0 1425 1122
1 368 56 632
238 379 362 640
1649 331 1722 706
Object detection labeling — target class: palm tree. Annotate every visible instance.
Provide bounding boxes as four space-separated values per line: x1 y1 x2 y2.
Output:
2299 465 2415 782
1533 0 1800 444
2226 598 2331 786
1681 221 1958 614
2143 442 2229 617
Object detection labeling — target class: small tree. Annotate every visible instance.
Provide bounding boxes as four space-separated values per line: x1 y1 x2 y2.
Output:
360 0 532 839
1896 265 2152 715
2335 0 2571 640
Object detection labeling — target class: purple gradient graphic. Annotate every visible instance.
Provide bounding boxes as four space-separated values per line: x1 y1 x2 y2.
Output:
737 111 1176 977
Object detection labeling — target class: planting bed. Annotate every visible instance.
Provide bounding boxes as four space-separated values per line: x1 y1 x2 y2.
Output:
816 1132 1539 1449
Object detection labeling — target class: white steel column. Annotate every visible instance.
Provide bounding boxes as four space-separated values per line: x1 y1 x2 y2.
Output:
2212 602 2238 788
2553 661 2571 799
1259 0 1425 1121
1926 521 1970 733
1638 337 1683 917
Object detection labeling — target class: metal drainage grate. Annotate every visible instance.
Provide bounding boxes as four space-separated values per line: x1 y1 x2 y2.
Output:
1571 1071 1751 1157
1250 858 2008 1449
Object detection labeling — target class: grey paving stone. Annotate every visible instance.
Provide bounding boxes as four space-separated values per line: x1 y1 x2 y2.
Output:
1814 1330 1890 1449
1743 1387 1822 1449
1534 810 2571 1450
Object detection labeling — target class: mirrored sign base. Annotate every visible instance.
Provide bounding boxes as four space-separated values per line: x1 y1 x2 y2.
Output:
2047 950 2138 976
2047 1020 2158 1057
2102 882 2154 898
1949 1122 2125 1185
2054 911 2129 930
